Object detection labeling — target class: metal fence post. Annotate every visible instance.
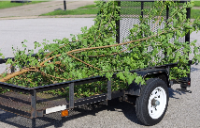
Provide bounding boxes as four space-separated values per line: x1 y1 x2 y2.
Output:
141 1 144 18
166 3 169 23
116 1 121 44
107 79 112 100
140 1 144 37
31 90 37 118
69 83 74 109
31 90 37 127
185 1 191 79
185 7 191 45
64 0 67 11
11 66 15 73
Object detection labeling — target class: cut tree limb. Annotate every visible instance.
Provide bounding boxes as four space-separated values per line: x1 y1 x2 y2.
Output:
0 68 38 82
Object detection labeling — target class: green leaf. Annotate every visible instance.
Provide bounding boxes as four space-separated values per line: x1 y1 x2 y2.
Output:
6 59 13 64
135 76 143 84
117 72 126 81
176 31 181 37
22 43 27 48
106 72 113 80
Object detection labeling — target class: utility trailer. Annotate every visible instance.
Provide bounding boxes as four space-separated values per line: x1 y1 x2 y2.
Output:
0 0 192 127
0 60 192 126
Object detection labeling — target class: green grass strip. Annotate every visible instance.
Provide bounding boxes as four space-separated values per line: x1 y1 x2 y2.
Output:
191 9 200 19
193 1 200 7
0 1 45 9
41 2 200 20
41 4 98 16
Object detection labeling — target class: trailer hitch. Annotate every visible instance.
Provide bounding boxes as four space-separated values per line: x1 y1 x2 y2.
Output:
174 77 192 93
178 83 192 93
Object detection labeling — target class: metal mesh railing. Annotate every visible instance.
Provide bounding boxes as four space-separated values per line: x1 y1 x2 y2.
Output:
0 90 32 118
117 1 189 61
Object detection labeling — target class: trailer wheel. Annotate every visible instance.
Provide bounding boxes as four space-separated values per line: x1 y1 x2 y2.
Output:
135 78 169 126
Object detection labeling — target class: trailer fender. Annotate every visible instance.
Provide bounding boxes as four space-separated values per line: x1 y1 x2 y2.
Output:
127 69 170 96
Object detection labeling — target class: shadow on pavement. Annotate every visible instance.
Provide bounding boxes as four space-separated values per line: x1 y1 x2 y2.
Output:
168 84 193 99
191 66 199 72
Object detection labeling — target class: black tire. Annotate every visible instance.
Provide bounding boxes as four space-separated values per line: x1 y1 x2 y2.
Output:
135 78 169 126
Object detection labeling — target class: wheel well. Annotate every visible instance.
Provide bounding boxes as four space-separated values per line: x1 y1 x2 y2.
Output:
144 73 169 87
127 72 170 96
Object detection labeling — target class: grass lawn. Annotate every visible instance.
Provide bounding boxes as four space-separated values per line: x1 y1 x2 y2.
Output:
193 1 200 7
191 9 200 19
41 4 98 16
41 1 200 19
0 1 46 9
41 2 150 16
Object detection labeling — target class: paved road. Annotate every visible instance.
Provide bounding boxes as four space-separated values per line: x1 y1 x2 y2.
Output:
0 1 95 18
0 18 200 128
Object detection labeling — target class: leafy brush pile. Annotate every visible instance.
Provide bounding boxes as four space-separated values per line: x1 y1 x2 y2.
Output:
0 1 200 96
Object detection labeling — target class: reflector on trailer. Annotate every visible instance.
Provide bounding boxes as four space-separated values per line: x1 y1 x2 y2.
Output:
46 105 67 114
61 110 69 117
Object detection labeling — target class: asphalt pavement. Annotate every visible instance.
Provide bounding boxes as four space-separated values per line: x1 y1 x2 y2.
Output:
0 18 200 128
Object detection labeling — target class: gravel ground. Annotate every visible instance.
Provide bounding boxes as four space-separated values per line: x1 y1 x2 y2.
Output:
0 18 200 128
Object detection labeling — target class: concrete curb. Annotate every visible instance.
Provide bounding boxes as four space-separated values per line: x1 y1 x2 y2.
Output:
0 15 195 22
0 15 96 20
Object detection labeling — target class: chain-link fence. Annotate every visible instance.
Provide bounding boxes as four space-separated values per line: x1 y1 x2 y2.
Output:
117 1 190 60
